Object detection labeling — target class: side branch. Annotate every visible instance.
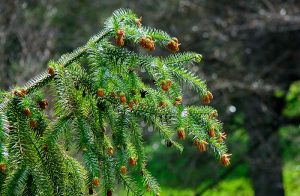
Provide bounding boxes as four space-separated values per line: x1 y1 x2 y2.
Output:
0 29 111 112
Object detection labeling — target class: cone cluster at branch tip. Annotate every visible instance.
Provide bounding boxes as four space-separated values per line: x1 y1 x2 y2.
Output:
114 16 181 53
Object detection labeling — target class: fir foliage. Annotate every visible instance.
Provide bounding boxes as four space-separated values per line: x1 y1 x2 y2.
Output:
0 9 230 195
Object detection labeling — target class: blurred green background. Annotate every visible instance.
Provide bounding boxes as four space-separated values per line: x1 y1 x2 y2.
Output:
1 0 300 195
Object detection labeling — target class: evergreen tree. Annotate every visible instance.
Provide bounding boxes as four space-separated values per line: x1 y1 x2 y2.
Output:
0 9 230 195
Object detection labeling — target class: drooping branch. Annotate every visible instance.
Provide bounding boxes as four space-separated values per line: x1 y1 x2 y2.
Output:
0 8 230 195
0 29 111 112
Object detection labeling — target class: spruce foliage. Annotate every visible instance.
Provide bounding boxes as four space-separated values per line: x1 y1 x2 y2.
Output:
0 9 230 195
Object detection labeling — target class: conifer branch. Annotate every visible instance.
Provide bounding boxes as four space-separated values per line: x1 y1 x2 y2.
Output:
0 8 231 195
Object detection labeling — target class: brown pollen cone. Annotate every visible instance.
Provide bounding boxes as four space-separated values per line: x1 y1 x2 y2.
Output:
166 37 180 52
208 127 216 137
173 100 181 106
97 88 105 97
115 29 125 46
175 96 182 103
202 91 213 104
221 154 231 167
139 36 155 51
218 132 227 142
202 95 211 104
120 166 127 174
174 96 182 106
136 16 142 27
177 128 186 140
129 157 137 166
20 89 28 96
23 108 32 117
166 79 172 87
119 93 127 104
209 110 218 119
30 120 38 129
116 36 125 46
39 99 49 110
0 163 6 173
159 101 167 108
198 140 208 152
207 91 213 100
117 29 124 36
128 100 135 109
48 67 55 76
161 80 169 91
92 177 100 187
194 139 200 146
108 147 114 156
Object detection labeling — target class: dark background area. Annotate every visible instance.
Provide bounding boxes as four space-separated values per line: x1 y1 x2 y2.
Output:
1 0 300 195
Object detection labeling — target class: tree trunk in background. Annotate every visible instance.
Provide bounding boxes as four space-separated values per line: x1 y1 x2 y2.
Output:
242 29 300 195
243 95 285 196
0 0 56 90
0 1 17 90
